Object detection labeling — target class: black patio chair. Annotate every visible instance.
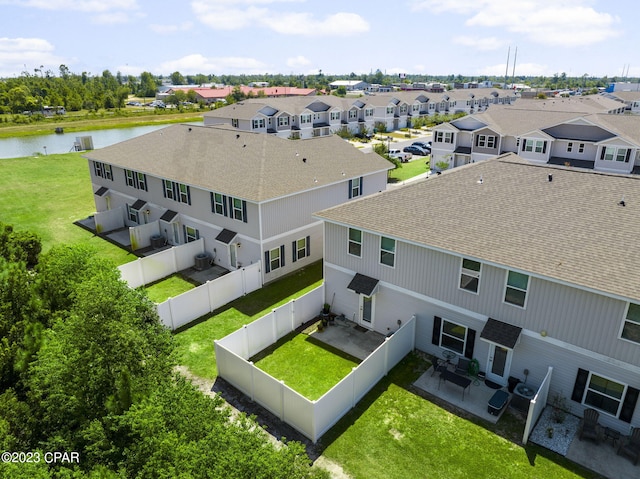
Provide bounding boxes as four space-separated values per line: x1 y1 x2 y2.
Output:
578 408 603 444
617 428 640 465
455 357 471 376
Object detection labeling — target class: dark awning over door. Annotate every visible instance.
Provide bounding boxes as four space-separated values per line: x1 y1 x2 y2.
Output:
347 273 379 296
480 318 522 349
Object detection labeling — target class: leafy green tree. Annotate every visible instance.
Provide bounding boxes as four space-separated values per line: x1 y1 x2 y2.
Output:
138 71 157 98
170 71 186 85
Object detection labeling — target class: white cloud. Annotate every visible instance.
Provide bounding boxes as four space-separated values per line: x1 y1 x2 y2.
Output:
0 37 67 77
149 22 194 34
409 0 620 47
191 0 369 35
286 55 311 69
159 53 270 74
91 12 135 24
452 36 506 51
0 0 138 12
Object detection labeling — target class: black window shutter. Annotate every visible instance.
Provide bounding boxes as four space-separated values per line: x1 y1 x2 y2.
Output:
626 149 632 162
475 135 479 147
143 174 148 191
464 328 476 359
359 176 363 195
222 195 228 217
242 201 247 223
432 316 442 346
210 192 214 212
182 225 187 243
280 244 285 267
521 140 526 152
227 196 233 217
619 386 639 423
542 141 547 154
306 235 310 256
163 180 167 198
571 368 589 403
173 182 178 202
600 148 606 160
264 251 270 273
195 229 200 240
348 179 353 199
186 186 191 205
292 241 297 262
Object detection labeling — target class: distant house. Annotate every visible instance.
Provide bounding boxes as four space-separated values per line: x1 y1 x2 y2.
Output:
430 103 640 173
314 153 640 435
603 91 640 115
166 86 316 104
85 124 391 284
329 80 369 91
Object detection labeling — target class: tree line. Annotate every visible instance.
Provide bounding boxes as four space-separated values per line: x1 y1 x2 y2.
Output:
0 222 327 478
0 65 632 116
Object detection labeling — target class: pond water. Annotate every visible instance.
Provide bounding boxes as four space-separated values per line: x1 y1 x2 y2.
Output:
0 122 203 159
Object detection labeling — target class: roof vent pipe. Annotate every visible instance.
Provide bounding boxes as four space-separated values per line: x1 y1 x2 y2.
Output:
548 174 553 182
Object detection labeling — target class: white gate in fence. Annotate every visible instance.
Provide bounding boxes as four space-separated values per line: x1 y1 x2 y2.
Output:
215 285 417 443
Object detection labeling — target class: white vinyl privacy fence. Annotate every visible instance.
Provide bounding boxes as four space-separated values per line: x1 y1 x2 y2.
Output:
156 262 262 331
118 239 206 289
117 239 263 331
523 366 553 444
215 285 417 443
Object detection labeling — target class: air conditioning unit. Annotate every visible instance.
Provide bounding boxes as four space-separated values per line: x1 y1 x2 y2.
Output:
150 234 164 249
194 252 212 271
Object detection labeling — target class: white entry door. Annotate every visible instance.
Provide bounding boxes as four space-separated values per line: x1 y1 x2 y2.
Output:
486 344 512 386
229 243 238 269
359 295 374 329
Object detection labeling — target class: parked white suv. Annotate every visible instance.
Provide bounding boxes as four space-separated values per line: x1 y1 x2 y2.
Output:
388 148 412 162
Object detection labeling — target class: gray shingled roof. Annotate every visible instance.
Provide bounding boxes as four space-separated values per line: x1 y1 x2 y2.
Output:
85 124 391 203
315 153 640 301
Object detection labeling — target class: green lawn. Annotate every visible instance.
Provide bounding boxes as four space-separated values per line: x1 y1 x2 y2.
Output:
173 261 323 380
252 330 359 400
388 158 430 182
142 274 197 303
0 153 135 265
320 353 597 479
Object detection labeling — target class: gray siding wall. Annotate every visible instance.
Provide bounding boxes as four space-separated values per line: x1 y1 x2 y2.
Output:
323 222 640 365
262 223 322 283
549 140 598 161
260 171 388 239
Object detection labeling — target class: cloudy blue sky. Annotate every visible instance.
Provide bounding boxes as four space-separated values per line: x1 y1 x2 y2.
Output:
0 0 635 79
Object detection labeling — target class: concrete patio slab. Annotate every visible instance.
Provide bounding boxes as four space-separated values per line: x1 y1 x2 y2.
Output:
308 318 386 361
413 365 510 424
565 428 639 479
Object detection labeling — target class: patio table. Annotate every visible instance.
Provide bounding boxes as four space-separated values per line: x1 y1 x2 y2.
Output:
438 369 472 400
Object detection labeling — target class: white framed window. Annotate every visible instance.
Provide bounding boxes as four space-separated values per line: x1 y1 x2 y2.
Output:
439 318 468 356
459 258 481 293
252 118 265 129
523 139 546 153
277 116 289 127
435 131 453 144
178 183 190 204
269 246 282 271
300 114 312 124
212 193 224 215
584 372 625 417
330 111 341 121
348 228 362 257
163 179 175 200
232 119 239 128
125 169 136 187
504 270 529 308
125 169 147 191
137 172 147 191
293 236 309 262
400 105 408 113
476 135 496 148
567 142 573 152
365 108 374 117
578 143 585 153
184 225 199 243
620 302 640 344
412 104 420 112
348 109 358 120
350 177 361 198
127 204 139 224
386 106 394 115
232 197 244 221
380 236 395 267
93 161 112 180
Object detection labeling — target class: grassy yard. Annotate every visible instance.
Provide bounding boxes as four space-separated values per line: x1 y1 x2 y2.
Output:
173 261 323 380
0 152 135 265
142 274 198 303
388 158 430 182
252 330 359 400
320 353 597 479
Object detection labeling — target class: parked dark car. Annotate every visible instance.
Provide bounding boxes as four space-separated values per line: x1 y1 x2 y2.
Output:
411 141 432 152
403 145 429 156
